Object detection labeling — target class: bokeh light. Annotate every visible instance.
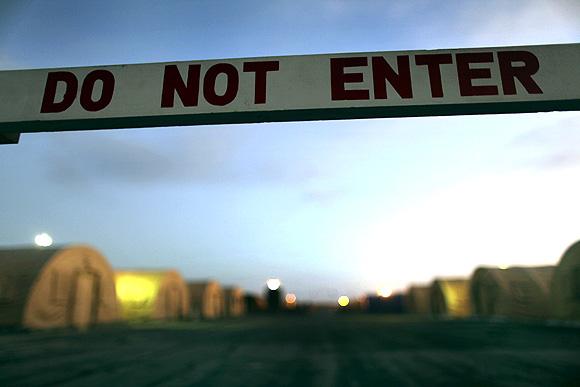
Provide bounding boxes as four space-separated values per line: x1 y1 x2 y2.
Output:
337 295 350 307
34 233 53 247
266 278 281 291
285 293 297 304
377 287 393 298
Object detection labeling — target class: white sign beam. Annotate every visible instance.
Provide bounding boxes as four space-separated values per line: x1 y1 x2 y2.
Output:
1 43 579 144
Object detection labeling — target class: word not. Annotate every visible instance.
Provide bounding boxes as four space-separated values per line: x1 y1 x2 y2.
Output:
161 61 279 107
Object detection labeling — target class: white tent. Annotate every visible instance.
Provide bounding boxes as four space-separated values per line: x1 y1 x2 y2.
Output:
551 241 580 320
430 278 471 317
405 285 431 314
188 281 224 320
0 245 119 329
471 266 554 319
223 286 245 317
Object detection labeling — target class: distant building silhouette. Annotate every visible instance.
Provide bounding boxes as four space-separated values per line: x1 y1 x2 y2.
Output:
266 287 283 312
244 294 266 314
366 294 405 314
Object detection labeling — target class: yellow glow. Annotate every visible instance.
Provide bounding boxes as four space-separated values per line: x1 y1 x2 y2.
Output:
285 293 297 304
338 295 350 307
440 281 471 317
498 265 509 270
377 286 392 298
115 274 159 306
266 278 281 291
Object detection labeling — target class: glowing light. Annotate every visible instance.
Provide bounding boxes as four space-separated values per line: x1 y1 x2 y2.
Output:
285 293 297 304
337 295 350 307
34 233 53 247
115 274 159 304
266 278 281 291
498 265 509 270
114 273 167 320
377 286 393 298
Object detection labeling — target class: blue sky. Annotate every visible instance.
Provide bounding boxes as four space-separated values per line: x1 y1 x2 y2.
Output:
1 0 580 301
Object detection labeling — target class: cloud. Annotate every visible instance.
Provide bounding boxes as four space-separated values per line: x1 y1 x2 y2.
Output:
0 0 26 70
303 188 345 205
0 1 28 31
39 125 329 187
44 133 176 185
512 115 580 146
539 153 580 168
510 113 580 169
458 0 580 46
42 130 251 185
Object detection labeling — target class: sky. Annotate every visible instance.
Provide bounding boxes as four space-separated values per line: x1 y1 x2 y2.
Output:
1 0 580 302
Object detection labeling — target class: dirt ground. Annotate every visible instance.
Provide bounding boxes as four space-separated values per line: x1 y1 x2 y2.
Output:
0 314 579 386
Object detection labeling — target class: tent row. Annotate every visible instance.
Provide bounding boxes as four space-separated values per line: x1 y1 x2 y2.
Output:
404 267 553 319
0 245 247 329
374 280 471 317
404 240 580 320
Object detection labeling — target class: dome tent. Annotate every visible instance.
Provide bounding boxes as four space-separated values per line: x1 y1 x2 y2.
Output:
551 241 580 320
188 280 224 320
223 286 245 317
405 285 431 315
430 278 471 317
0 245 119 329
471 266 554 319
115 270 189 321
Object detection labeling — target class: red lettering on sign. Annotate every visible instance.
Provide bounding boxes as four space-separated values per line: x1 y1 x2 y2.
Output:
40 71 78 113
415 54 453 98
161 64 201 108
456 52 499 96
79 70 115 112
203 63 239 106
498 51 542 95
371 55 413 99
243 61 279 104
330 57 370 101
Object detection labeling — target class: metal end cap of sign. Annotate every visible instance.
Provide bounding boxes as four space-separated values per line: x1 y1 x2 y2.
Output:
0 133 21 144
